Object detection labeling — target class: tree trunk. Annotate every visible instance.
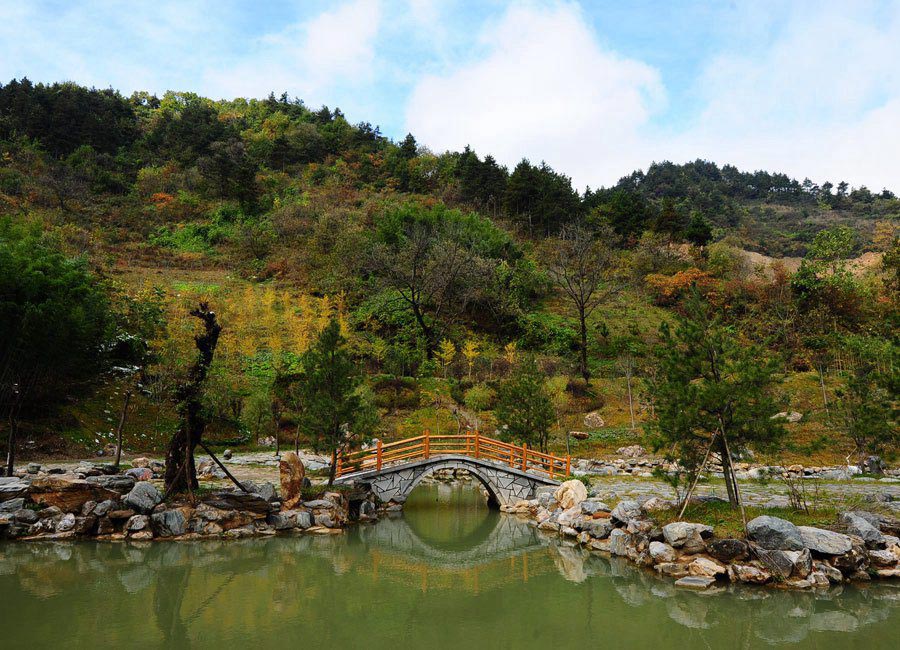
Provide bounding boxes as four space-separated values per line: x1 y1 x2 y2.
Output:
328 448 337 486
113 390 132 469
817 366 829 414
410 301 435 359
164 303 221 495
579 312 589 381
5 415 18 477
717 435 738 507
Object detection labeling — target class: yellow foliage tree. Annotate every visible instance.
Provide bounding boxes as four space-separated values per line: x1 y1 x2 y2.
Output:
462 339 480 380
436 339 456 378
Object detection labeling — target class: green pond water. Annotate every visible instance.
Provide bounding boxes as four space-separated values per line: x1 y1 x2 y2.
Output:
1 482 899 649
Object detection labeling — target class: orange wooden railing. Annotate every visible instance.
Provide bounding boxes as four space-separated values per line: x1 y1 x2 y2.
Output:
336 431 570 480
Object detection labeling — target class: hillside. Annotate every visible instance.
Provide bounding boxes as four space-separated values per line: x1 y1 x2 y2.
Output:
1 79 897 467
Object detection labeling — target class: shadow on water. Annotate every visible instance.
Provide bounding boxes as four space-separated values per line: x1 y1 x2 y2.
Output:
1 482 899 648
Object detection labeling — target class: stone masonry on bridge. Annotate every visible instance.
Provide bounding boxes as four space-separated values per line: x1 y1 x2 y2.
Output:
335 455 560 507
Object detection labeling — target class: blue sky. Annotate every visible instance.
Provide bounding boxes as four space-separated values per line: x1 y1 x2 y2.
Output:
2 1 899 191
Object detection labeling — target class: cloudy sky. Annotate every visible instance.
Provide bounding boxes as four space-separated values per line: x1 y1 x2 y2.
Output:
2 0 899 191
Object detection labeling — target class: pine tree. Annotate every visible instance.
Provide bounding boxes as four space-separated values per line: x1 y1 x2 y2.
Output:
296 318 377 484
495 357 555 453
649 289 786 510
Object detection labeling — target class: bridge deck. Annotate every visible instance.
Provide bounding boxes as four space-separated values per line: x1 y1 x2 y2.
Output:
336 432 569 481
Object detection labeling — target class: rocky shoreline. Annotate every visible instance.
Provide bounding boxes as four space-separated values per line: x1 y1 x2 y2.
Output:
0 454 377 542
502 479 900 591
4 456 900 595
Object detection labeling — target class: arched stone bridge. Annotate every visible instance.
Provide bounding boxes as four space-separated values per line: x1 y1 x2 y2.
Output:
334 455 560 507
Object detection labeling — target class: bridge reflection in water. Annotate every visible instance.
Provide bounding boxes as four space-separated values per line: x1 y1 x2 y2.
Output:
1 483 899 648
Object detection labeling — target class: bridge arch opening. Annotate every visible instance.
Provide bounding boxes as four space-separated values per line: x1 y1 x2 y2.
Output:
404 465 502 510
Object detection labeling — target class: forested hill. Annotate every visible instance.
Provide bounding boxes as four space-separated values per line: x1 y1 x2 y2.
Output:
1 78 897 463
0 78 896 256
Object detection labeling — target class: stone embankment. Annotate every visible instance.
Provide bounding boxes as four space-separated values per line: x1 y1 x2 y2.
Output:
0 453 377 542
572 446 900 483
502 480 900 591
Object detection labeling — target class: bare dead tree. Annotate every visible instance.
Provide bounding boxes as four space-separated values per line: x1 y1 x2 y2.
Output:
547 223 622 381
163 303 221 495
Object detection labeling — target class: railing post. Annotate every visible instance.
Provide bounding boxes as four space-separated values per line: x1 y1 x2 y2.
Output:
521 443 527 471
475 431 480 459
565 455 571 477
424 429 430 459
376 439 383 471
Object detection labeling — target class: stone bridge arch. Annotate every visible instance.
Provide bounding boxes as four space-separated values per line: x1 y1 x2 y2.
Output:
335 454 560 508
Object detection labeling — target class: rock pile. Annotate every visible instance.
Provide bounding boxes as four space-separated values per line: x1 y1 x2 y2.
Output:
505 480 900 590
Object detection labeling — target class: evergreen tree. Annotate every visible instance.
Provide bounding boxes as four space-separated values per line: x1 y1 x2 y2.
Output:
649 289 786 509
296 318 377 484
495 357 555 453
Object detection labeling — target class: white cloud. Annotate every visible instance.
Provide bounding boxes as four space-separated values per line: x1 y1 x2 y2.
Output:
404 2 665 188
203 0 382 103
669 1 900 190
404 1 900 191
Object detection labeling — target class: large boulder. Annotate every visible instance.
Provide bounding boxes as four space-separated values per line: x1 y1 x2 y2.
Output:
203 491 271 516
754 548 796 579
580 500 610 516
798 526 852 555
840 512 886 548
610 500 642 525
28 476 120 513
124 467 153 482
586 519 614 539
279 452 306 510
240 481 277 503
662 522 713 553
747 515 805 551
608 528 630 556
150 509 187 537
123 482 162 514
707 538 750 563
554 480 588 510
649 541 678 563
583 411 604 428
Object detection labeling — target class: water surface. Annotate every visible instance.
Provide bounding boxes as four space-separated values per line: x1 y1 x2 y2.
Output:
1 482 898 649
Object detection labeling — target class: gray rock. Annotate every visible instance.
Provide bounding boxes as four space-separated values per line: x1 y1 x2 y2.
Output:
304 499 334 509
0 498 25 513
662 522 713 548
38 506 63 520
755 548 795 579
359 500 376 517
56 513 76 532
314 513 335 528
14 509 38 524
784 548 812 577
609 528 630 556
840 512 886 548
587 519 614 539
798 526 852 555
223 449 233 460
610 500 641 524
26 463 41 474
124 467 153 482
706 538 749 562
93 499 117 517
580 500 610 515
267 512 296 531
126 514 149 531
295 511 313 529
150 509 186 537
674 576 716 590
747 515 805 550
649 541 678 563
241 481 277 502
87 475 136 492
124 482 161 514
